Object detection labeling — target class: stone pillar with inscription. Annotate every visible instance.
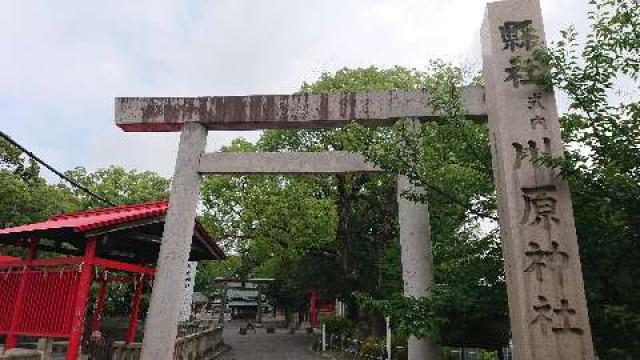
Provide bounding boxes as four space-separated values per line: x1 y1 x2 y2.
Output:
481 0 595 359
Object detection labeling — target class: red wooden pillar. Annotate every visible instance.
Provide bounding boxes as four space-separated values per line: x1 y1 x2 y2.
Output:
5 238 38 350
90 279 108 333
66 237 96 360
310 291 318 324
126 275 144 344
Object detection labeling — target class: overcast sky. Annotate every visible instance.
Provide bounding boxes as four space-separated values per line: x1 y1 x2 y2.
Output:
1 0 588 180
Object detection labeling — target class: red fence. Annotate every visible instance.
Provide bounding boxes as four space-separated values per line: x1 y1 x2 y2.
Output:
0 271 20 331
0 267 81 338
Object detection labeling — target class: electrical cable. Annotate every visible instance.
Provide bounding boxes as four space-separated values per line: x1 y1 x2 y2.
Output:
0 129 117 206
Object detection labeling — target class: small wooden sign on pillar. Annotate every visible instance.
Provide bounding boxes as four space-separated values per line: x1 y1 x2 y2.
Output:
481 0 595 359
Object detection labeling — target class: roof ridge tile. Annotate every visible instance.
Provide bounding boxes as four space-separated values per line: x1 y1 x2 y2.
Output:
49 200 169 221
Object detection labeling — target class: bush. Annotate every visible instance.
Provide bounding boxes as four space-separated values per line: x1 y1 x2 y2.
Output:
360 335 385 358
321 316 353 337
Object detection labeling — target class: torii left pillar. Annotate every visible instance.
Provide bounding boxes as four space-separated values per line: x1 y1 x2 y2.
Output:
140 123 207 360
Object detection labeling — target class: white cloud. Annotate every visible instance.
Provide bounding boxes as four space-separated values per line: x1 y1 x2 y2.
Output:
1 0 589 179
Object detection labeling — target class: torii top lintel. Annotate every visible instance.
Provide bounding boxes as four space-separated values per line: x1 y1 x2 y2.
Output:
115 86 487 132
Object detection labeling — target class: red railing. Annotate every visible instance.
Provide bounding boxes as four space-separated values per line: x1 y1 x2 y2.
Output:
0 266 81 338
0 270 20 331
0 254 155 349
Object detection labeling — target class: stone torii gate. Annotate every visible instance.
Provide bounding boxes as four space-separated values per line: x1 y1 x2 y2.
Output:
197 149 438 358
114 0 595 359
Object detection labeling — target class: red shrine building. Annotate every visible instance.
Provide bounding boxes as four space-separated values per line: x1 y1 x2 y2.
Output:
309 291 342 326
0 201 224 360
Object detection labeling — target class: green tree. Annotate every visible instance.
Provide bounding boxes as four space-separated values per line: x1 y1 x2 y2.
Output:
535 0 640 356
350 63 507 346
194 256 243 298
0 170 72 228
199 138 338 312
0 138 74 229
58 165 170 210
0 138 40 183
256 66 439 315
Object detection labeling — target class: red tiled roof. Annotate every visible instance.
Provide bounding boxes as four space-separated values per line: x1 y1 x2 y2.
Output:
0 200 225 260
0 200 169 235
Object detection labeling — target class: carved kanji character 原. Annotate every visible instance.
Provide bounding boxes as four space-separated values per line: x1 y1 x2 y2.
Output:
521 185 560 233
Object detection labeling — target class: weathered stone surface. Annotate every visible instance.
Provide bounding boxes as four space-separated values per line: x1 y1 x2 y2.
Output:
198 151 381 174
115 86 487 131
398 175 438 359
397 118 439 360
140 123 207 360
482 0 595 358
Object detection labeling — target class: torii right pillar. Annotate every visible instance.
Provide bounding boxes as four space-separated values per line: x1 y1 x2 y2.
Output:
481 0 595 359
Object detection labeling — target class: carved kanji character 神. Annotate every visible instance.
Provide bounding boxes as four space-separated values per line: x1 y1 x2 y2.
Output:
524 242 550 282
548 241 570 287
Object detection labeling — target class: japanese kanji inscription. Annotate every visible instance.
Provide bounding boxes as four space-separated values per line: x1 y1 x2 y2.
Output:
482 0 595 358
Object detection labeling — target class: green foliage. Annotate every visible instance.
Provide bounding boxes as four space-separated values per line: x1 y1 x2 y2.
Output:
58 165 170 209
321 315 353 337
535 0 640 357
198 67 425 315
199 139 338 311
355 292 445 340
0 170 72 228
348 62 507 343
0 138 76 231
360 335 386 357
0 138 40 183
194 256 243 298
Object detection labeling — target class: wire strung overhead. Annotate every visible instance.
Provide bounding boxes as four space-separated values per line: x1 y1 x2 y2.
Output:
0 130 117 207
